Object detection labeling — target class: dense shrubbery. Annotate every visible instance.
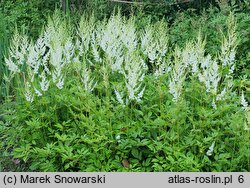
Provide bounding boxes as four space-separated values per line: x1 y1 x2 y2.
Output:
0 11 249 171
0 0 58 38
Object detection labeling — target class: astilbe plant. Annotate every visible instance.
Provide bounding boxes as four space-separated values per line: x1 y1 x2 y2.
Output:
97 14 124 61
219 12 237 77
115 52 147 105
198 14 237 108
141 20 169 75
168 47 188 103
77 15 95 55
80 63 97 93
5 32 29 74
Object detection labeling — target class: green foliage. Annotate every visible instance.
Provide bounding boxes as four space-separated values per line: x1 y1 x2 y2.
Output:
0 66 248 171
0 0 58 38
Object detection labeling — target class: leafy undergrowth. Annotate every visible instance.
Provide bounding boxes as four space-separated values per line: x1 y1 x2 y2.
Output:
0 12 249 172
0 74 249 172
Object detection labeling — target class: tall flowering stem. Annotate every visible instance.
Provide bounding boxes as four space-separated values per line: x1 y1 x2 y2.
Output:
169 47 188 103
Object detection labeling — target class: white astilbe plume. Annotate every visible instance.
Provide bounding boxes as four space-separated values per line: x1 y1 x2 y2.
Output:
91 32 102 62
9 32 29 65
183 35 206 75
50 44 63 70
45 12 70 49
141 25 156 62
31 35 47 70
35 35 47 56
41 52 50 74
26 44 40 74
44 13 71 93
169 70 185 102
98 14 123 59
216 88 227 101
64 40 74 63
50 42 66 89
212 99 217 109
34 87 42 97
182 46 198 74
122 53 147 103
81 68 97 93
141 21 171 78
39 71 50 92
198 56 222 109
141 21 168 71
24 82 34 103
37 34 51 74
8 32 22 63
35 35 50 74
91 42 101 62
77 15 95 54
169 48 188 103
198 55 221 95
5 32 29 73
241 91 248 111
94 14 137 73
120 18 137 53
114 89 124 105
112 55 124 73
219 13 237 77
56 76 64 90
25 90 34 103
206 141 215 156
5 58 20 73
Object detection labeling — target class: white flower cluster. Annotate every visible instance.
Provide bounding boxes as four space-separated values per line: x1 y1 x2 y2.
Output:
5 33 29 73
198 55 223 109
98 15 124 60
120 18 137 53
91 34 102 63
183 35 206 75
219 13 237 81
50 44 66 90
5 14 76 102
241 91 248 111
81 67 97 93
5 32 49 100
206 141 215 156
5 58 19 73
114 89 125 106
93 15 139 74
166 32 233 107
77 16 95 55
24 82 34 103
141 22 169 75
169 48 188 103
115 53 147 105
198 55 221 95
